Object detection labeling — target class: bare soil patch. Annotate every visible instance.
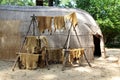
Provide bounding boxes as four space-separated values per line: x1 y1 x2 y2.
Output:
0 48 120 80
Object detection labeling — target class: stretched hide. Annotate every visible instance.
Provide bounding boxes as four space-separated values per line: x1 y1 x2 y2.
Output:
37 16 53 33
48 49 64 63
25 36 37 53
69 48 84 64
19 53 39 70
54 16 65 31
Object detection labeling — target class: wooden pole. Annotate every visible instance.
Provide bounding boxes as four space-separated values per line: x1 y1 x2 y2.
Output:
62 24 72 71
48 0 53 6
36 0 43 6
12 15 36 71
73 27 92 67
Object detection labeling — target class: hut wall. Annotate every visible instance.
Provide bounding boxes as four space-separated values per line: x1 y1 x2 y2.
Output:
0 6 105 61
0 20 21 60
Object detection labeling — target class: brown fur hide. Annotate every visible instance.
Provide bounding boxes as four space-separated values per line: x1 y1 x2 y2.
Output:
19 53 39 70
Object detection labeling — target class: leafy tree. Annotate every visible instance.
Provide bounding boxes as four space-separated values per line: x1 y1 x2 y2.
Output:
0 0 35 6
75 0 120 47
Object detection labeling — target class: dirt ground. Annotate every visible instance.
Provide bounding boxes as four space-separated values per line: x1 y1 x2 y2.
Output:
0 48 120 80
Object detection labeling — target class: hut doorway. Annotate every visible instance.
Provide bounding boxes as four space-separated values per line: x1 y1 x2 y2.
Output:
93 35 101 57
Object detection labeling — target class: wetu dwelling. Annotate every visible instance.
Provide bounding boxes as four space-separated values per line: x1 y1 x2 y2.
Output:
0 6 106 62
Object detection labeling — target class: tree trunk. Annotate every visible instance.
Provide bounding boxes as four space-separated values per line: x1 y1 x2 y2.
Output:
48 0 53 6
36 0 43 6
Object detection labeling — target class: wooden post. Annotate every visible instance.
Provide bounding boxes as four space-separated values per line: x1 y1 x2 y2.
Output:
36 0 43 6
48 0 53 6
12 14 37 71
32 14 36 36
45 49 50 70
62 25 72 71
62 49 69 71
73 27 92 67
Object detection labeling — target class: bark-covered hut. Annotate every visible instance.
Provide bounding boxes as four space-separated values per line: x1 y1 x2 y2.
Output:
0 6 106 61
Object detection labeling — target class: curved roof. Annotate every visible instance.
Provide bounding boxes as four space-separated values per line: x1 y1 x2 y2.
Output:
0 6 103 48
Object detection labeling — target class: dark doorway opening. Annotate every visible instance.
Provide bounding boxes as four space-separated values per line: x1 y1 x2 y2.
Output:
93 35 101 57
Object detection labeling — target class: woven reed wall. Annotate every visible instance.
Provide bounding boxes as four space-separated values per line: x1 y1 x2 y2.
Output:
0 6 105 61
0 20 21 60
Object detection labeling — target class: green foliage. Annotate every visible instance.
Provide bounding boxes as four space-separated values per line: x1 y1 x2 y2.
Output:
0 0 35 6
75 0 120 47
59 0 76 8
60 0 69 5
